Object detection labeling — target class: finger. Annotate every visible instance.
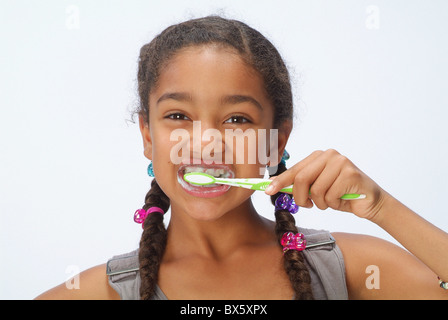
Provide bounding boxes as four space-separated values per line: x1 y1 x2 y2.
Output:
324 164 367 213
292 152 334 208
264 150 324 195
324 172 351 212
293 150 341 210
309 161 342 210
269 150 330 209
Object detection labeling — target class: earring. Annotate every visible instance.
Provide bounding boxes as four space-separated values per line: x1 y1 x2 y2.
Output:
280 149 290 165
147 162 154 177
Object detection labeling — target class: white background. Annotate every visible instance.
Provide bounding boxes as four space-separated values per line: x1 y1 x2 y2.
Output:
1 0 447 299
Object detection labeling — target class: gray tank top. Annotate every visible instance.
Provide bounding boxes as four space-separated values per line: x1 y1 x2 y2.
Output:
106 227 348 300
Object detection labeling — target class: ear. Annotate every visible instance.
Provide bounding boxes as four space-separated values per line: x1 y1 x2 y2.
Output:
270 120 292 167
139 115 153 161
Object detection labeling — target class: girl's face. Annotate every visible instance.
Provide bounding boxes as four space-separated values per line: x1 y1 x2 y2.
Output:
140 45 290 221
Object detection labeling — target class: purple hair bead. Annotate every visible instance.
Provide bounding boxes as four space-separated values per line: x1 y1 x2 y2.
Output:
275 193 299 214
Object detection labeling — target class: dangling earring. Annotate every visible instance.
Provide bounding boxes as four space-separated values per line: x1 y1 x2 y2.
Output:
280 149 290 165
147 162 154 177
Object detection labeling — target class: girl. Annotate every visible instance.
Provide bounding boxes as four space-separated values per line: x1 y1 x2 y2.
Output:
36 16 448 300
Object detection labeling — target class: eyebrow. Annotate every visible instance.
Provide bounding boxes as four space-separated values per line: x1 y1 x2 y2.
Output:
156 92 192 105
156 92 263 110
221 94 263 110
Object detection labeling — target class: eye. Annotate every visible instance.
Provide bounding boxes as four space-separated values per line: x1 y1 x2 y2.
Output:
165 113 190 121
224 115 251 124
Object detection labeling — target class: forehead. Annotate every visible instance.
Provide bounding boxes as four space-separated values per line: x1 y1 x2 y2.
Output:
151 45 270 104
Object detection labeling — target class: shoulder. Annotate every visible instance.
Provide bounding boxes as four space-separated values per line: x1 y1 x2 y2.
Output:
35 264 120 300
330 231 418 276
331 232 400 258
331 232 447 299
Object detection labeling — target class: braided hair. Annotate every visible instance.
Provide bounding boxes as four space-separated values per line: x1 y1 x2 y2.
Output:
138 179 170 300
270 162 313 300
135 15 313 299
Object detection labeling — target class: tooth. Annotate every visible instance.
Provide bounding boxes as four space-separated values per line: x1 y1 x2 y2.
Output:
184 167 204 174
183 166 231 179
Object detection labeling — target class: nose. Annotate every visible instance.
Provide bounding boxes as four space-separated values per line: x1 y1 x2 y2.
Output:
191 120 225 164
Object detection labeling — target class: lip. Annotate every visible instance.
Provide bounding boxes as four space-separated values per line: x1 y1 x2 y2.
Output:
177 161 235 198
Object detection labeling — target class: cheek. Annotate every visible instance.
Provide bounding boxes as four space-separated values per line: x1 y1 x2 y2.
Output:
150 128 177 179
151 143 178 198
151 123 177 153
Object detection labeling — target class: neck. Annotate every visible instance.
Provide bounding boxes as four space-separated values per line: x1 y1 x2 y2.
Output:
165 198 275 260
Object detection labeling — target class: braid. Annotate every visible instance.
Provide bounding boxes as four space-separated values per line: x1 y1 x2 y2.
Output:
138 178 170 300
270 162 314 300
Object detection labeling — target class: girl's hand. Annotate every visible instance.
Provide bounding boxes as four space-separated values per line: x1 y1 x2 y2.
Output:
265 149 388 221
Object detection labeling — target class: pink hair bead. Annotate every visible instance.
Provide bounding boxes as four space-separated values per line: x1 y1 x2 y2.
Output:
281 232 306 253
134 207 165 227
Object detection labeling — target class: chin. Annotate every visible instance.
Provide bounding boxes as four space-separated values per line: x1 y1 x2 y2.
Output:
181 198 231 221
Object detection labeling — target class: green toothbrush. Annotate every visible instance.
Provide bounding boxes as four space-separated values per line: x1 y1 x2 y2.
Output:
183 172 366 200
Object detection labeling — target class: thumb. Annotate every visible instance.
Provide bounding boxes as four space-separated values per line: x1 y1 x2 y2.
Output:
265 170 295 195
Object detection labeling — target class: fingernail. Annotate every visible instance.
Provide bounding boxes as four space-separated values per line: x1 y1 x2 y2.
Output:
265 185 274 194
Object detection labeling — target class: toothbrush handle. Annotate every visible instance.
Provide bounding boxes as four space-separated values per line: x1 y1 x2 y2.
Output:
246 180 293 192
254 180 366 200
279 185 294 193
340 193 366 200
217 178 366 200
280 186 365 200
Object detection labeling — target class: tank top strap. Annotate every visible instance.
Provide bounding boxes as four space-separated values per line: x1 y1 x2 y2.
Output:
299 227 348 299
106 249 141 300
